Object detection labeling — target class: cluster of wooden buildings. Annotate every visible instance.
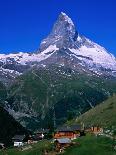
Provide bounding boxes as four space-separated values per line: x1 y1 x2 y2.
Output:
12 129 50 147
0 124 103 149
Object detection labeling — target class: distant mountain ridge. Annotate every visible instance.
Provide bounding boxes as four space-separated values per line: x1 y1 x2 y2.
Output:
0 12 116 130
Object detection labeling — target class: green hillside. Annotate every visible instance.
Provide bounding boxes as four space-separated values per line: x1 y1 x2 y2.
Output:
0 140 52 155
63 135 116 155
68 94 116 128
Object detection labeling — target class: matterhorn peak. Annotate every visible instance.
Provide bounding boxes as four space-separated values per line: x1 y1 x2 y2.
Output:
40 12 78 51
59 12 74 26
51 12 76 36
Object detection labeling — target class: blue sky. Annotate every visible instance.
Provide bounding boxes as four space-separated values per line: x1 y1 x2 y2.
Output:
0 0 116 55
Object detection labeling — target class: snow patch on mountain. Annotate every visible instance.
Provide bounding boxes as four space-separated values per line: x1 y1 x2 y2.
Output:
0 67 21 76
0 45 59 65
69 39 116 70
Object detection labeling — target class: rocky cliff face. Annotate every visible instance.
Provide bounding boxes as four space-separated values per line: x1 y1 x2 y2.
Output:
40 12 78 50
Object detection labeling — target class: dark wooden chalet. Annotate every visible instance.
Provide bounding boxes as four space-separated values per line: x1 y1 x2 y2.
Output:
12 135 28 147
33 129 50 140
54 124 82 139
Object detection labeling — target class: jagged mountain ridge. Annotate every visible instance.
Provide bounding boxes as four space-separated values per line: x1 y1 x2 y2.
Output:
0 12 116 130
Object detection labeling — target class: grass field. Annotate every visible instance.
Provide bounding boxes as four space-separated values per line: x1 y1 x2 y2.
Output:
0 135 115 155
0 140 52 155
63 135 116 155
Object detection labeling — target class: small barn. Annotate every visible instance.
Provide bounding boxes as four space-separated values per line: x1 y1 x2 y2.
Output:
54 138 71 152
33 129 50 140
91 126 103 134
85 125 103 134
12 135 28 147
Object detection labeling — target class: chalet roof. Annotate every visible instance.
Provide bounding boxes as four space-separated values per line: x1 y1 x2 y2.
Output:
56 124 81 132
56 126 72 132
70 125 81 131
12 135 26 141
55 138 71 144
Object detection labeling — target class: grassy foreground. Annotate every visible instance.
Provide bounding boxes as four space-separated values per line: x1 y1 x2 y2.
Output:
63 135 116 155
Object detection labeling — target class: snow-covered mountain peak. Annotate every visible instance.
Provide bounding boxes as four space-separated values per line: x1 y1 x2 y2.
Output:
51 12 76 37
0 12 116 80
39 12 116 73
39 12 78 51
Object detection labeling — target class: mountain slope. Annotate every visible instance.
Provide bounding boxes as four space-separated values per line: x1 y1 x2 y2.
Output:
5 65 116 130
69 94 116 128
0 83 27 146
0 82 7 103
